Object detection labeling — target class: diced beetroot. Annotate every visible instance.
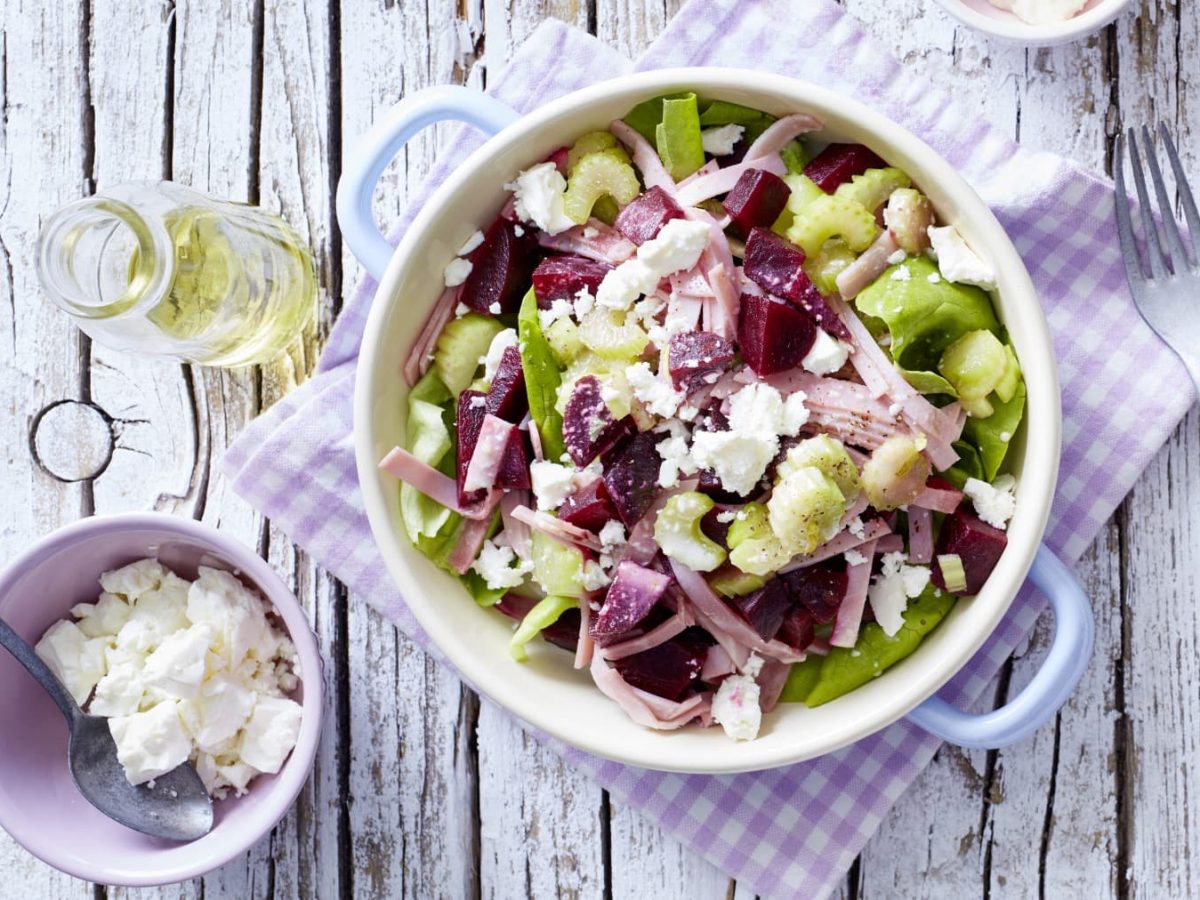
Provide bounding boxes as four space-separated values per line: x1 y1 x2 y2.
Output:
455 390 489 507
559 478 618 533
485 346 528 423
610 631 708 701
460 218 540 315
742 228 850 339
932 509 1008 595
613 186 685 245
717 139 749 168
737 291 816 376
927 475 960 492
777 606 816 652
696 469 744 505
732 578 793 641
592 561 672 637
790 281 850 340
495 594 579 653
495 427 531 490
667 331 735 391
722 169 791 236
547 146 569 174
783 562 849 624
803 143 886 193
602 432 662 525
563 375 634 467
700 506 733 547
531 255 613 308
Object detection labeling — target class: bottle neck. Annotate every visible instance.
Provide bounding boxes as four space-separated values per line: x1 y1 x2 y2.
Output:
37 196 171 320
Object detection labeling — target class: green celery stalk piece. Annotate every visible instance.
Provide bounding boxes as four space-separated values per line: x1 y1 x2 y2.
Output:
517 287 566 460
779 140 808 174
655 94 706 181
410 367 452 406
803 586 956 706
779 655 823 703
963 378 1026 480
510 595 577 662
622 92 692 142
461 569 508 607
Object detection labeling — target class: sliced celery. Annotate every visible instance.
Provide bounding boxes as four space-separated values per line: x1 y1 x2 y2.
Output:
563 149 641 225
786 193 879 256
834 167 912 214
655 93 706 181
517 287 566 460
654 492 727 572
434 313 505 396
510 595 577 662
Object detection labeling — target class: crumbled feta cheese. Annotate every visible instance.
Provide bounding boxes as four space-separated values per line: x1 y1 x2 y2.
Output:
868 573 908 638
35 620 108 705
691 430 776 497
902 564 932 598
71 592 132 638
886 248 908 265
847 516 866 538
488 301 502 314
802 329 851 376
109 702 193 786
443 256 473 287
625 361 685 418
844 549 867 567
963 475 1017 530
599 520 627 547
530 460 576 511
469 395 487 409
513 224 525 236
454 302 470 318
238 695 304 775
712 671 762 741
142 623 214 700
927 225 997 290
458 229 485 256
700 123 745 156
596 219 710 310
880 551 907 578
716 510 737 524
478 328 518 383
927 272 941 284
890 266 912 282
572 288 596 319
538 297 574 331
471 539 533 590
655 432 699 488
506 162 575 234
582 225 599 239
580 560 612 592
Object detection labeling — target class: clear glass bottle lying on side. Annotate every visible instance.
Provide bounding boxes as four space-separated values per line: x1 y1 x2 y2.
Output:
37 182 317 367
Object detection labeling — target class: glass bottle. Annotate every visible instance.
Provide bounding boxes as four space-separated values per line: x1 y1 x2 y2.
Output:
37 182 317 367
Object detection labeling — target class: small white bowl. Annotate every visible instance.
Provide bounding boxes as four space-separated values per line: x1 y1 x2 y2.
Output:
932 0 1134 45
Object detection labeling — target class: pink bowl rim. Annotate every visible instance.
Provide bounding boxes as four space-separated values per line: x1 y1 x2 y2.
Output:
0 512 325 887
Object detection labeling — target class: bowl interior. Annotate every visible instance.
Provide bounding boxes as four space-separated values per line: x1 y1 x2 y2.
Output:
0 516 322 886
356 69 1060 773
935 0 1131 44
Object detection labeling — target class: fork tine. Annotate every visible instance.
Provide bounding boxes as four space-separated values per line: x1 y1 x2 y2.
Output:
1159 123 1200 267
1141 126 1191 272
1126 128 1169 280
1113 135 1147 284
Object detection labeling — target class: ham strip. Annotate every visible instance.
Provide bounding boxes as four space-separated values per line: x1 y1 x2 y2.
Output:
575 602 594 670
676 159 720 187
700 644 736 682
599 610 691 661
446 515 494 575
611 119 678 196
378 447 497 520
537 219 636 263
779 516 890 573
675 153 788 207
743 112 824 161
462 415 516 492
909 506 934 564
835 230 900 300
758 659 792 714
830 539 878 648
912 483 963 514
404 285 459 385
875 534 904 555
511 505 603 552
500 491 533 561
589 652 707 729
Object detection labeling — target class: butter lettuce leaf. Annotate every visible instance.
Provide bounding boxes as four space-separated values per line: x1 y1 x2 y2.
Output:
517 287 566 461
963 378 1026 480
655 94 706 181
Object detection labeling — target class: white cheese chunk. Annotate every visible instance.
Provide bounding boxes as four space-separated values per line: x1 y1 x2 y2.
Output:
506 162 575 235
712 672 762 741
443 257 473 287
530 460 576 511
596 219 710 311
238 696 304 774
480 328 518 383
802 329 851 376
142 623 213 700
35 620 108 705
927 225 996 290
109 702 192 785
700 124 745 157
963 474 1017 530
186 567 271 670
470 539 532 591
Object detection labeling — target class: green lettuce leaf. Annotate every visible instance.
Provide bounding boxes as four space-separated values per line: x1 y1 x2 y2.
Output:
510 595 577 662
461 569 507 608
942 440 985 489
697 99 777 145
400 371 455 545
622 92 692 142
963 378 1026 480
517 287 566 460
655 94 706 181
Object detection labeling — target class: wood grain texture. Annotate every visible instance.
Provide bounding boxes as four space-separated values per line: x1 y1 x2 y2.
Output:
1 0 1198 897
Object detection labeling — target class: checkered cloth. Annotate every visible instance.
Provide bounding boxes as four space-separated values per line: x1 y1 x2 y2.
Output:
224 1 1194 896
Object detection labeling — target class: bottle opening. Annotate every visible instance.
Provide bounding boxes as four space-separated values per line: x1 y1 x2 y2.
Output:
37 198 164 319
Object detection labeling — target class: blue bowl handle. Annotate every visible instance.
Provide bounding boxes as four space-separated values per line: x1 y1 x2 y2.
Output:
336 85 521 280
904 544 1094 749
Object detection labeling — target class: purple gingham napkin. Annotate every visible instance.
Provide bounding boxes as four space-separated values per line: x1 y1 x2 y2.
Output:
224 1 1195 895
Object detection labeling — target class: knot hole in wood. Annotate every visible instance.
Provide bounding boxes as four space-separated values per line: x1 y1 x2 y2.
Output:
30 400 116 483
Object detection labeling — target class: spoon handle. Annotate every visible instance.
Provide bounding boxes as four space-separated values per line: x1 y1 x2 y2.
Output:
0 617 80 724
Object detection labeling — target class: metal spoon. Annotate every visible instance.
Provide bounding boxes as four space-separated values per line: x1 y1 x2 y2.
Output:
0 616 213 841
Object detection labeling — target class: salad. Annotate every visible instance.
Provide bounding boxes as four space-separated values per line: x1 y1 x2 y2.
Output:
380 93 1024 742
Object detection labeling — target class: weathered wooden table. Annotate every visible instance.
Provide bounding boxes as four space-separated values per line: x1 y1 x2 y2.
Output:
1 0 1195 896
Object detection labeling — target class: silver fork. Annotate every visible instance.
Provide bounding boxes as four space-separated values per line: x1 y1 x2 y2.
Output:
1114 125 1200 393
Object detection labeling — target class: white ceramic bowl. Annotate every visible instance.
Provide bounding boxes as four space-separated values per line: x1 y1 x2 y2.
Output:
352 69 1061 773
932 0 1134 45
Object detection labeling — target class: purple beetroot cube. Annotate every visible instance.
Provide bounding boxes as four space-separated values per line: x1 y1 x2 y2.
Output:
777 606 816 652
460 217 540 315
455 390 489 507
485 346 528 423
803 143 886 193
592 561 672 637
737 291 816 376
742 228 849 338
494 427 531 490
932 509 1008 595
611 632 708 700
783 562 849 625
722 169 791 236
667 331 734 391
559 478 619 533
602 432 662 525
696 468 744 505
732 578 793 641
531 255 613 308
613 186 685 245
563 375 634 467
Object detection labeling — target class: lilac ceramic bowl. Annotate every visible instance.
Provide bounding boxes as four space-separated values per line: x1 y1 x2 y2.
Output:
0 513 323 886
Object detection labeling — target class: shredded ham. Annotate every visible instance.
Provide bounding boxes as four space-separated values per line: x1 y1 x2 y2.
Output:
912 483 963 514
500 491 533 561
462 415 516 492
536 218 636 263
575 602 594 670
700 644 736 682
670 266 715 300
527 420 545 461
875 534 904 555
779 516 890 573
599 610 692 661
830 538 878 647
676 158 720 188
511 505 603 552
757 659 792 714
674 153 788 207
835 230 900 300
589 652 706 729
669 560 806 664
446 515 494 575
611 119 678 196
378 447 497 520
909 506 934 564
403 285 460 386
743 112 824 160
